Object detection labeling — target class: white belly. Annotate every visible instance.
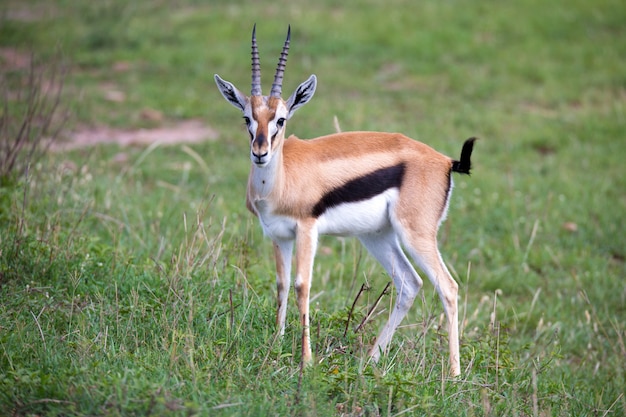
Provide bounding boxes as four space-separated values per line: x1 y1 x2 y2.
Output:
316 188 397 236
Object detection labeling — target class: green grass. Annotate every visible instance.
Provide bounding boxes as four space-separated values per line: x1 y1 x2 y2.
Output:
1 0 625 415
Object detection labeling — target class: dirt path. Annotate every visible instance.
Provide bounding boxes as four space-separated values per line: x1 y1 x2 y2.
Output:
52 120 219 151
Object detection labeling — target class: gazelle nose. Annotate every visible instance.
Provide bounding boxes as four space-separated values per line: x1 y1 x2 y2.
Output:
252 151 269 165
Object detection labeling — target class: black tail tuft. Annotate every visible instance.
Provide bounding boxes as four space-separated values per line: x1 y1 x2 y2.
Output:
451 137 477 175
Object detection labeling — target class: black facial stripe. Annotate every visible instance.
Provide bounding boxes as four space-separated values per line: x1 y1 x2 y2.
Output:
312 163 406 218
271 120 283 141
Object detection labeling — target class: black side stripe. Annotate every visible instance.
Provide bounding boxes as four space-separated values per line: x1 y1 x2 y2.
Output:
312 163 406 218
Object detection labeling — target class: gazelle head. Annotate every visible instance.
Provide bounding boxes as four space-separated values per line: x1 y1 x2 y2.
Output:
214 25 317 167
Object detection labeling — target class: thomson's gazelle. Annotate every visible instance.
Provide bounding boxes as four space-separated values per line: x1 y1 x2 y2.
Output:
214 26 475 377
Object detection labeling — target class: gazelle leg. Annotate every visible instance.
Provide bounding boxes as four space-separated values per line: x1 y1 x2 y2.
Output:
402 233 461 377
273 239 294 335
359 230 423 362
294 220 318 364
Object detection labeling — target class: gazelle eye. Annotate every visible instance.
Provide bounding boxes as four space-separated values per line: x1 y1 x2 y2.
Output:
276 118 286 128
243 116 251 126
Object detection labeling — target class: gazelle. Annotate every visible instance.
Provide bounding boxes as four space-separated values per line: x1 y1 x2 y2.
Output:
214 25 475 377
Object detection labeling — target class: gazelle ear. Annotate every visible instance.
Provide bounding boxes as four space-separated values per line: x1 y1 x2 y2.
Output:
286 74 317 119
214 74 248 112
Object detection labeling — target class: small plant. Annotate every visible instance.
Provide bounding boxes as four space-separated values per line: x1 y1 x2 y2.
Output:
0 52 69 182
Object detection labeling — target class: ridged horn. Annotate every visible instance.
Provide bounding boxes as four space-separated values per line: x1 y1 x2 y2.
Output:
270 25 290 98
251 24 262 96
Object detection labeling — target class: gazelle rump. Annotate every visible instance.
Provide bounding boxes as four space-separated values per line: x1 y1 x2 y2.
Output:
214 26 475 377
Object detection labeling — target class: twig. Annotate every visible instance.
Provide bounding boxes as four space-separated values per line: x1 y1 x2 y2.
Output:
344 282 368 337
355 282 391 333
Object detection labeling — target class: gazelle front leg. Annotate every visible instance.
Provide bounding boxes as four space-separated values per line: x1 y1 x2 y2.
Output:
294 219 319 364
273 239 294 335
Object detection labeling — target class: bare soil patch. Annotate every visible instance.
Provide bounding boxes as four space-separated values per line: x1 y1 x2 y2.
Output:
51 120 219 151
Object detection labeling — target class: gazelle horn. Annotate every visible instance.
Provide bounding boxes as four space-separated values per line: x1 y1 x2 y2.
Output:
270 25 290 98
251 24 262 96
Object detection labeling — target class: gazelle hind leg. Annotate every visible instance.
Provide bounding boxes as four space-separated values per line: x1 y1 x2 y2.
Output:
358 231 423 362
402 233 461 377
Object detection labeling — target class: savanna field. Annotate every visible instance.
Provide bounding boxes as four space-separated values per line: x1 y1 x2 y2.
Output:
1 0 625 415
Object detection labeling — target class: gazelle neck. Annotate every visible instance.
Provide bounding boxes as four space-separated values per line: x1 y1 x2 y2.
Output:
249 144 285 201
